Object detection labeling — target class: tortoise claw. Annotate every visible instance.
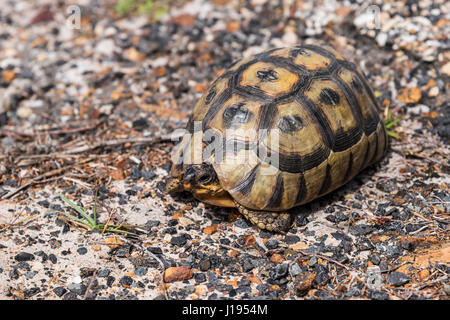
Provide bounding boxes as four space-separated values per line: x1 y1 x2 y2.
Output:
235 202 292 234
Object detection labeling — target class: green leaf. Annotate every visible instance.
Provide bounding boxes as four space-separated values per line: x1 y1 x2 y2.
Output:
58 193 95 226
93 191 98 225
385 117 402 129
387 130 400 139
115 0 138 14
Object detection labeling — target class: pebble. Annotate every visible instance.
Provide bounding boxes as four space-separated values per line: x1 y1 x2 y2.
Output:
199 259 211 271
294 272 315 297
67 283 87 296
444 284 450 296
194 272 206 283
14 252 35 262
53 287 67 297
171 235 187 246
77 247 88 255
134 267 148 276
369 290 389 300
270 263 288 280
119 276 133 286
164 266 193 283
17 106 33 119
387 272 410 287
265 239 278 249
98 269 110 278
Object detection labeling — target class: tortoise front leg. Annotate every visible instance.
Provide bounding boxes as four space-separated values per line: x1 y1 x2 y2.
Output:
234 202 292 234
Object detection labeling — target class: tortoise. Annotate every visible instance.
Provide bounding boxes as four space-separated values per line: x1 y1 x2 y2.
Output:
167 43 387 233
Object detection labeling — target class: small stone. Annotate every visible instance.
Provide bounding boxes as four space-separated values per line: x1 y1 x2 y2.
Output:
119 276 133 286
194 284 208 297
134 266 147 276
294 272 315 297
14 252 35 262
444 284 450 296
234 219 249 229
270 263 288 280
387 272 410 287
125 47 145 62
98 269 110 278
199 259 211 271
49 254 57 264
314 265 329 285
397 87 422 104
265 239 278 249
283 235 300 244
171 235 187 246
442 62 450 76
17 106 33 119
53 287 67 297
270 253 284 264
369 254 381 265
203 225 218 235
194 273 206 283
369 290 389 300
164 266 193 283
418 269 430 280
77 247 87 255
428 86 439 97
289 263 302 278
67 283 87 295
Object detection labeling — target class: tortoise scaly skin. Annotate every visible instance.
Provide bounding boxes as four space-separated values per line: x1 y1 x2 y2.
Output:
167 44 388 233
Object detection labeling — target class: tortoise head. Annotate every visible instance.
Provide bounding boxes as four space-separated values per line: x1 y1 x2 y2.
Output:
167 163 235 207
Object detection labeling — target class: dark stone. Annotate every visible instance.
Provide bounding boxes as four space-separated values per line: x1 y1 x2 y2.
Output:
349 224 376 236
147 246 163 254
63 292 79 300
283 235 300 244
265 239 278 249
368 254 381 265
242 259 254 272
14 252 34 262
314 265 329 285
295 214 309 226
331 232 352 242
335 211 349 221
49 254 57 264
132 118 149 130
34 250 48 262
234 219 249 229
194 273 206 283
37 200 50 208
68 283 87 296
134 266 147 276
80 267 95 278
77 247 88 255
107 276 115 287
171 235 187 246
98 269 110 278
387 272 410 287
369 290 389 300
199 259 211 271
53 286 67 297
270 263 288 280
119 276 133 286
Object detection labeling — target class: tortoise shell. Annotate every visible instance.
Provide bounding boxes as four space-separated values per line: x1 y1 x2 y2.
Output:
171 44 387 211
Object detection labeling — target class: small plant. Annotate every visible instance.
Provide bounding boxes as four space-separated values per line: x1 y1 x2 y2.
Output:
115 0 171 20
384 106 402 139
58 192 135 235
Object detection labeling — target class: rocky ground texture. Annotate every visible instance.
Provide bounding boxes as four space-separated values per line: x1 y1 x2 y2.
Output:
0 0 449 300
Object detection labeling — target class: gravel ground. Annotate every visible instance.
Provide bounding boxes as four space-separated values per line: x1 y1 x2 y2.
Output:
0 0 449 300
